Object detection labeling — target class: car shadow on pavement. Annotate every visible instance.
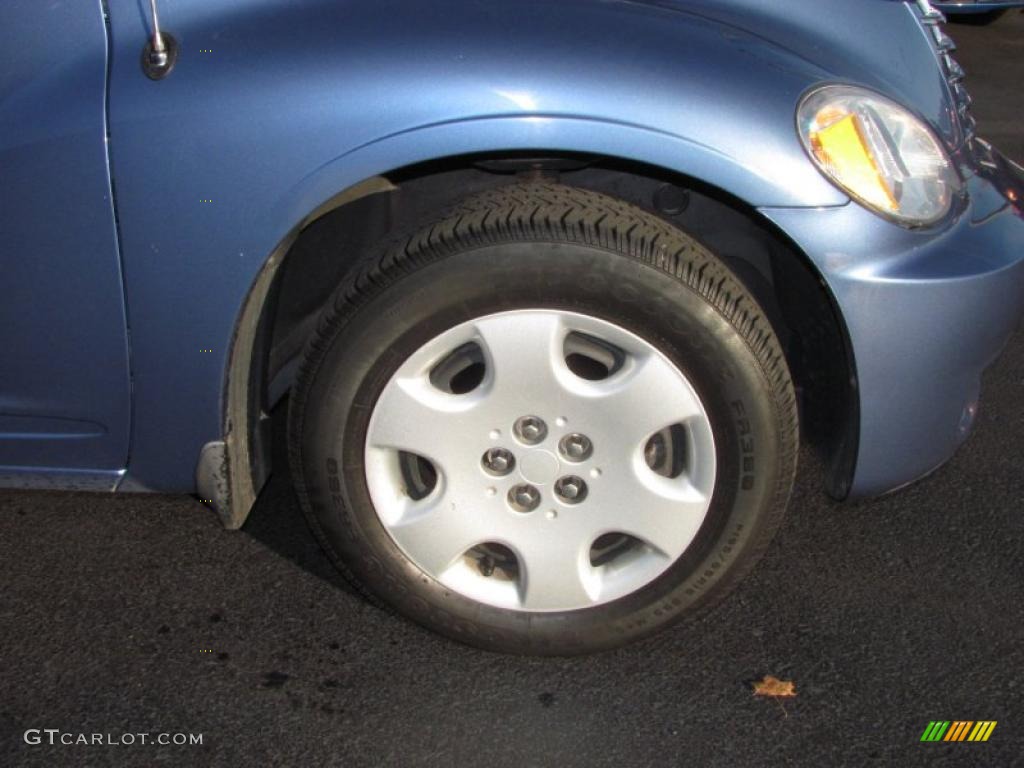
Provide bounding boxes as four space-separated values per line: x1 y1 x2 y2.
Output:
240 401 364 600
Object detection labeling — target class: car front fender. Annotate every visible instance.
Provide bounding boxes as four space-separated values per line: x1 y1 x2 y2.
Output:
107 0 846 518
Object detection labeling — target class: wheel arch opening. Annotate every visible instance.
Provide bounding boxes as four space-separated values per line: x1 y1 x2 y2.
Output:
219 152 858 528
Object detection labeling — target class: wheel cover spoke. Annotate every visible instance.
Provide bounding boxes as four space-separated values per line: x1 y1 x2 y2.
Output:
367 377 481 465
365 309 717 613
595 461 711 558
385 488 493 577
582 352 705 454
516 530 598 610
472 312 570 403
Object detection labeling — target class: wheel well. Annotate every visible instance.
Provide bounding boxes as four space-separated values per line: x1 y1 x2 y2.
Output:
231 154 856 525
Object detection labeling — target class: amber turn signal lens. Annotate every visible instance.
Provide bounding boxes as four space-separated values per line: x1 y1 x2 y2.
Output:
809 113 898 214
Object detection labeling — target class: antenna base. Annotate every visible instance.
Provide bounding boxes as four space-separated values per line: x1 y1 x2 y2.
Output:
142 33 178 81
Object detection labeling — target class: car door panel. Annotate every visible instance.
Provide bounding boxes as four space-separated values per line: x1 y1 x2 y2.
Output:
0 0 132 482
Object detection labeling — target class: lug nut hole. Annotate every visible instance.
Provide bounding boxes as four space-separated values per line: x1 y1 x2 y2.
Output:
513 416 547 445
481 447 515 476
508 484 541 513
554 475 588 504
558 432 593 462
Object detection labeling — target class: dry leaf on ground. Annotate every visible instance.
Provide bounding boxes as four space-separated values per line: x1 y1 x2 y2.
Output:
752 675 797 698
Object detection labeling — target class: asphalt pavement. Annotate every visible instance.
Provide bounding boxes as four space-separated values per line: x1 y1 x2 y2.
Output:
2 11 1023 768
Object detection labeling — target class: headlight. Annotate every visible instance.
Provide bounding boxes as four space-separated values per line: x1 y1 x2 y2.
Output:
797 85 961 226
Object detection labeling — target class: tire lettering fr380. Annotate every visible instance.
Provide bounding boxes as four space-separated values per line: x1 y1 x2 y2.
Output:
732 400 755 491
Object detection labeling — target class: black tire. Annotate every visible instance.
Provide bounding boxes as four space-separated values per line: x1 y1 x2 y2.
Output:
288 182 798 655
947 9 1005 26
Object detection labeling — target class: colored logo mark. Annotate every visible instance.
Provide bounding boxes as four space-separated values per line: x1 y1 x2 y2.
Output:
920 721 997 742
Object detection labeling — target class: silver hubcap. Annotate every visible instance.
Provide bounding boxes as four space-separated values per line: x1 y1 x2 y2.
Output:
364 310 716 612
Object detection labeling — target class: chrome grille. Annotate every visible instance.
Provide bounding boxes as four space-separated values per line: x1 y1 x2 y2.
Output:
911 0 977 142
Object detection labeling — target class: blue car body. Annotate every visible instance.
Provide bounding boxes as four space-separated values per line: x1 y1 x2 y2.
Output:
2 0 1022 525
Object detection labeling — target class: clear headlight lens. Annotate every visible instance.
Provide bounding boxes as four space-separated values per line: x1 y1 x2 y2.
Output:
797 85 960 226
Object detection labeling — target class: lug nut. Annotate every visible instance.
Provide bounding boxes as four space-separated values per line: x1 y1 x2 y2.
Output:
558 433 593 462
554 475 588 504
513 415 547 445
645 433 667 470
508 484 541 513
481 447 515 476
